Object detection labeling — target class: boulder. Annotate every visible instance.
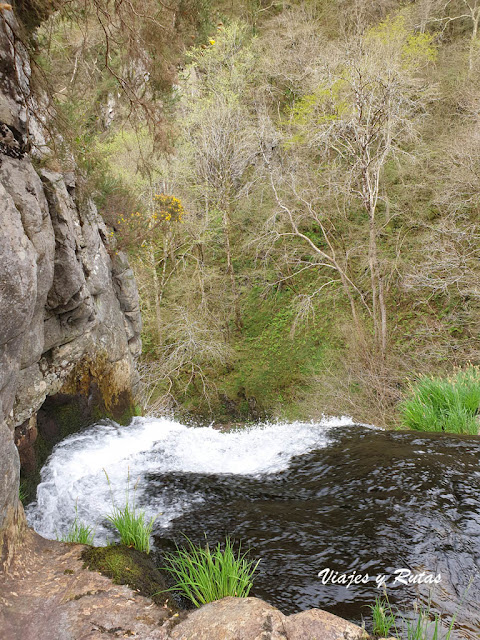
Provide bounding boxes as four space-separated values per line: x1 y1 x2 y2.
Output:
171 597 367 640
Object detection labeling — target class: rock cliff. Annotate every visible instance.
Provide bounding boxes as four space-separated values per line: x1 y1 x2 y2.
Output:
0 6 142 566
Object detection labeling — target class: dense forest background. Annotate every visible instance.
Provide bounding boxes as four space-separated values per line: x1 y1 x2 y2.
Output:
25 0 480 426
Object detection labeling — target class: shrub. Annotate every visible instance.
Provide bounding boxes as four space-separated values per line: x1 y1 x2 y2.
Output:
399 366 480 434
161 536 260 607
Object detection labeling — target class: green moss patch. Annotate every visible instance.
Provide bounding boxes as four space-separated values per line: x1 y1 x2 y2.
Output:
82 544 176 608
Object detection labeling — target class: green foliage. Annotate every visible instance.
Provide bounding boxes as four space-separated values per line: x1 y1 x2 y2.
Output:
94 129 157 193
185 21 257 92
404 611 447 640
366 14 437 68
30 0 480 425
58 506 95 545
220 287 329 416
370 595 458 640
104 471 156 553
399 366 480 434
369 596 396 637
287 80 347 129
161 536 260 607
105 501 156 554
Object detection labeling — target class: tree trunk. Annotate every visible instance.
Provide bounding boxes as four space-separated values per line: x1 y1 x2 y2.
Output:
222 205 243 330
469 10 480 73
364 168 387 359
149 242 163 345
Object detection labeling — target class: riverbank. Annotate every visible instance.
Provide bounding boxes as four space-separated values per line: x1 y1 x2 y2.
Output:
0 527 368 640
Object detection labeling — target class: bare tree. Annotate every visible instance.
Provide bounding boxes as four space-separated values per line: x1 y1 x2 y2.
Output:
265 15 435 357
418 0 480 72
177 24 259 331
404 122 480 301
261 165 369 339
137 307 233 414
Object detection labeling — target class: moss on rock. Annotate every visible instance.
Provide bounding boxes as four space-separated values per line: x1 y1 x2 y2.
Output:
82 544 177 609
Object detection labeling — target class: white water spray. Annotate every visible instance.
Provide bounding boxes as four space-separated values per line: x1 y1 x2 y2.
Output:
27 416 355 544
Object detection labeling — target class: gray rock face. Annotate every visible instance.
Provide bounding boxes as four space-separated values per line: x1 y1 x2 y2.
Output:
0 8 142 565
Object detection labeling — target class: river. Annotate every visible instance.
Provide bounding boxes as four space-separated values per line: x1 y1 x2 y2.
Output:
26 416 480 638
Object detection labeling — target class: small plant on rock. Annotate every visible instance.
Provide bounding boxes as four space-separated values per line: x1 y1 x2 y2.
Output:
104 470 156 554
161 535 260 607
58 505 95 545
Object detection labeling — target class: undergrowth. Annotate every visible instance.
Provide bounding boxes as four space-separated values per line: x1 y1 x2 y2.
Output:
399 365 480 434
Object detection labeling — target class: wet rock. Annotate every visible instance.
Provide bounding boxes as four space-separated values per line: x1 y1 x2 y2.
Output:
0 529 370 640
14 416 37 474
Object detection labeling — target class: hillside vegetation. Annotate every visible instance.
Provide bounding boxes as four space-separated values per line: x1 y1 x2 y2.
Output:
30 0 480 426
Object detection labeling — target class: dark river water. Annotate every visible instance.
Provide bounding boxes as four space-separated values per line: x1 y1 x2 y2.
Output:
27 418 480 638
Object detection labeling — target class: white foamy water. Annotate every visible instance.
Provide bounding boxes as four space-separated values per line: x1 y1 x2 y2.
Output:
27 416 354 545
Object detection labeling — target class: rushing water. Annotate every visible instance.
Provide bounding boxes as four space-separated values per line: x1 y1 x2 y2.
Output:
27 417 480 638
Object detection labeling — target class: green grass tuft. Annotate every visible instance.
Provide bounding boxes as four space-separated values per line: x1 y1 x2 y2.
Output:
399 365 480 434
19 481 28 503
161 535 260 607
400 603 457 640
58 506 95 545
104 469 156 554
105 502 156 554
368 592 460 640
369 596 396 637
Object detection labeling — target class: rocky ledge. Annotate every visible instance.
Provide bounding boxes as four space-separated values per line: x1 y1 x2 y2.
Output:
0 529 369 640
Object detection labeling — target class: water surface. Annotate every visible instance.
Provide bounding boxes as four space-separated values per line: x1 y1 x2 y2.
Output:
27 417 480 637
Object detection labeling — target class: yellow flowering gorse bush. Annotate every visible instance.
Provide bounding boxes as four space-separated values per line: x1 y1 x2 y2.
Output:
114 193 187 246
